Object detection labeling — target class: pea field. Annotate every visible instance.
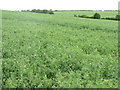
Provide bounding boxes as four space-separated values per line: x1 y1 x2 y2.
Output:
1 10 118 88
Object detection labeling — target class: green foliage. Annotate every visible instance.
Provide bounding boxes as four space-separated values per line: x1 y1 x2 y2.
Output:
78 15 81 17
93 13 101 19
116 15 120 20
49 10 54 14
101 17 117 21
41 9 49 14
74 15 77 17
2 10 118 88
74 13 119 21
78 15 94 19
22 9 54 14
31 9 37 12
79 15 88 18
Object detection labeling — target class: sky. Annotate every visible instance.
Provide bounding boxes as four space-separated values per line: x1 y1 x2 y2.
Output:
0 0 119 10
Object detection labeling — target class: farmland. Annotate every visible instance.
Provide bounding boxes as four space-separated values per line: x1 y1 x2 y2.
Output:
1 10 118 88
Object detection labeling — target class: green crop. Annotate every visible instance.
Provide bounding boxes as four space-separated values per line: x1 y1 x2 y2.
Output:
1 10 118 88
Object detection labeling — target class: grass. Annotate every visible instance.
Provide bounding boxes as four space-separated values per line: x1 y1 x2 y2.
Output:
2 10 118 88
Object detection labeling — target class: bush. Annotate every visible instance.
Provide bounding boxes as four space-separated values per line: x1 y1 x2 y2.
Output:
116 15 120 20
101 17 117 21
49 11 54 14
77 15 87 18
106 17 116 20
78 15 81 17
80 15 87 18
87 16 94 19
78 15 93 19
93 13 101 19
74 15 77 17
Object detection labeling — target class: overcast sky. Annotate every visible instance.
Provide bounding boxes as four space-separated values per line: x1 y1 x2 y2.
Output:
0 0 119 10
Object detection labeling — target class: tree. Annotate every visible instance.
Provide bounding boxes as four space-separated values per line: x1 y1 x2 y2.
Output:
42 9 49 14
49 11 54 14
49 9 54 14
31 9 37 12
93 13 101 19
116 15 120 20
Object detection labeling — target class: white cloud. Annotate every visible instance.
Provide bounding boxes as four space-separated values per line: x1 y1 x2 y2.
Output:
0 0 119 10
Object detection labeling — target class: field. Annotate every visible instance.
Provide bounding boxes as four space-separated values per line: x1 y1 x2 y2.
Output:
55 10 118 18
1 10 118 88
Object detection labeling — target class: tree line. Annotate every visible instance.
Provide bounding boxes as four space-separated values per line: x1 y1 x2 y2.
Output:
21 9 54 14
74 13 120 21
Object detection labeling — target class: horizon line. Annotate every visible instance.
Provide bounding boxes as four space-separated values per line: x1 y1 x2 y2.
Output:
0 9 119 11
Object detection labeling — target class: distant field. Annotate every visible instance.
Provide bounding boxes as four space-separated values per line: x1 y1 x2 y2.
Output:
55 10 118 18
2 10 118 88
